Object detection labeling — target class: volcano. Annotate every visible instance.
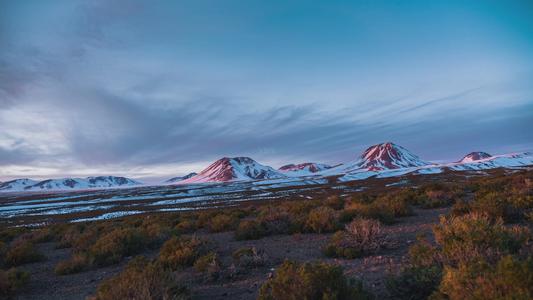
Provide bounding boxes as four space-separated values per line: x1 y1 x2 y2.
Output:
180 157 286 184
460 152 492 163
356 142 429 171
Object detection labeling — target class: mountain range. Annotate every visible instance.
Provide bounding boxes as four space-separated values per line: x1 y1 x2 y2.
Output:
1 142 532 192
0 176 139 192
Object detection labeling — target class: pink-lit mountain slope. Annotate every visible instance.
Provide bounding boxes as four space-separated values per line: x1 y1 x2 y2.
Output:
180 157 286 184
279 163 332 176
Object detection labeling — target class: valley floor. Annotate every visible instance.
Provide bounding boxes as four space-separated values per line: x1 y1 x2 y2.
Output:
13 207 447 300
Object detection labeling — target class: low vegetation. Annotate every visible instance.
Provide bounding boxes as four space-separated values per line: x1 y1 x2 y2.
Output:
258 260 373 300
324 218 387 259
92 256 190 300
1 169 532 299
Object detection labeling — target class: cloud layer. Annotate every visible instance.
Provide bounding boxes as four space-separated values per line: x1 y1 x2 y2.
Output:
1 0 532 182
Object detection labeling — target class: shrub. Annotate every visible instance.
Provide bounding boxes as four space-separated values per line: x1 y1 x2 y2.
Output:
343 202 395 224
258 260 373 300
207 214 238 233
258 206 292 234
439 256 533 299
0 268 30 298
325 195 345 210
55 253 90 275
89 228 147 266
93 256 190 300
324 218 386 259
386 266 442 300
386 236 443 300
450 199 471 217
433 213 530 265
471 192 521 222
159 236 210 270
232 247 266 268
305 206 338 233
174 219 197 234
373 195 413 218
4 239 45 267
0 228 27 243
193 252 221 280
234 219 267 240
56 225 85 249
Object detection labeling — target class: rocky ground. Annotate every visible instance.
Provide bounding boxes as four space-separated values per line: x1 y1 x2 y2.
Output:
13 207 447 300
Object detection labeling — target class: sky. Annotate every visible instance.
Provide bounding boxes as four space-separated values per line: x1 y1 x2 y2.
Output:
1 0 532 183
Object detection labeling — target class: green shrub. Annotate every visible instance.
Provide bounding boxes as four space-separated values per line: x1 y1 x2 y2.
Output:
258 260 373 300
433 213 530 265
207 214 238 233
450 199 471 217
386 265 442 300
0 268 30 298
305 206 339 233
93 256 190 300
89 228 146 266
258 206 292 235
471 192 521 222
373 195 413 218
4 239 45 267
0 228 27 243
174 219 197 234
55 253 90 275
232 246 266 268
325 195 345 210
159 236 210 270
324 218 386 259
234 219 267 240
439 256 533 299
193 252 221 280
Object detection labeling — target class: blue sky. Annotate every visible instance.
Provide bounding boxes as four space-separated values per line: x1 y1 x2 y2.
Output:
1 0 532 182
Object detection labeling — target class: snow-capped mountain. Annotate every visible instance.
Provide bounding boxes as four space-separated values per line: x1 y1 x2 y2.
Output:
328 142 430 174
448 152 533 171
279 163 332 176
165 172 198 183
180 157 286 184
0 178 39 192
460 152 492 163
0 176 141 192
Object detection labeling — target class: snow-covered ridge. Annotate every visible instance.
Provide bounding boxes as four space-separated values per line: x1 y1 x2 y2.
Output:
279 163 332 176
165 172 198 183
0 176 141 192
460 151 492 163
180 157 286 184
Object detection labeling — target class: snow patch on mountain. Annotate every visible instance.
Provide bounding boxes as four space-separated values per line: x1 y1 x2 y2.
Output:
165 173 198 183
460 152 492 163
0 179 39 192
0 176 141 192
180 157 286 184
279 163 332 176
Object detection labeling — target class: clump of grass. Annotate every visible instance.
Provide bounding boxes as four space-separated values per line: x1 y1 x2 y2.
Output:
92 256 190 300
0 268 30 298
159 236 210 270
55 253 91 275
305 206 339 233
207 214 238 233
324 218 386 259
4 239 45 267
234 219 267 240
193 252 221 280
387 212 533 299
89 228 147 266
232 246 266 268
258 260 373 300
